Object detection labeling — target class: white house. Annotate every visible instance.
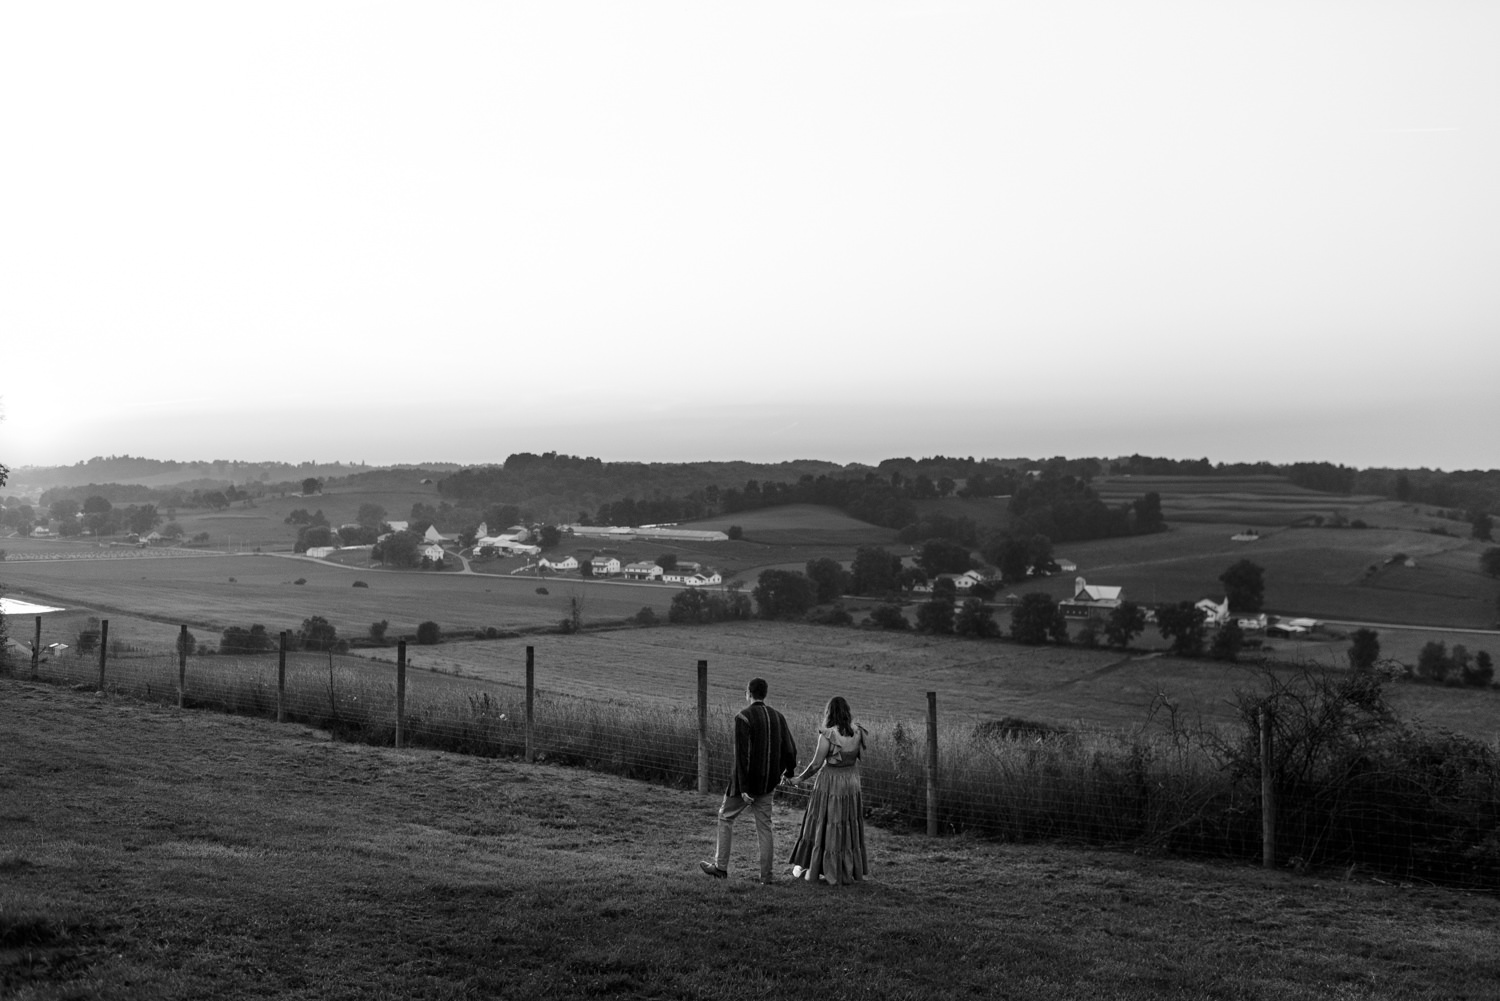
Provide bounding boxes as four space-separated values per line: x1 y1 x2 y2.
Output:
1195 597 1231 626
422 544 446 563
541 555 578 572
623 561 663 580
663 569 723 586
590 556 622 576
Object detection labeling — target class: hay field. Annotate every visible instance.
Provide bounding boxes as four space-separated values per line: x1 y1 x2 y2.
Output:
0 550 675 640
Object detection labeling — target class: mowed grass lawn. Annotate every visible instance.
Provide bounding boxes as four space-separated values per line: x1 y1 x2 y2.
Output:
4 679 1498 1001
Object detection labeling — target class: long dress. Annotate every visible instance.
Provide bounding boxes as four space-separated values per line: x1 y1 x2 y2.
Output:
788 725 869 885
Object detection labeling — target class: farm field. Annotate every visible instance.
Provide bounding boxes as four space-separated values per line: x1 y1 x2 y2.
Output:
1041 521 1498 629
348 622 1500 742
0 546 677 641
5 680 1498 1000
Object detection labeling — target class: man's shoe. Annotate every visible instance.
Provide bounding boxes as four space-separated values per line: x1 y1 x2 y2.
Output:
699 861 727 879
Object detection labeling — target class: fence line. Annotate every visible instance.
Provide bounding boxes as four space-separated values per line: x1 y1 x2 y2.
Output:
5 617 1499 893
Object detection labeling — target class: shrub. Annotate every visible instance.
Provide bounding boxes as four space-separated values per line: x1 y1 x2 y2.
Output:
1209 670 1500 887
535 587 549 595
727 525 743 540
352 580 369 588
866 604 909 630
293 578 307 586
804 603 853 626
416 621 441 645
633 606 659 627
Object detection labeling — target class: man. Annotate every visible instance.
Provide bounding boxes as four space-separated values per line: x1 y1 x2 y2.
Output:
699 677 797 885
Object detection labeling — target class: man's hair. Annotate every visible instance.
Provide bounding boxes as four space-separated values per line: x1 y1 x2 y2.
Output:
747 678 768 700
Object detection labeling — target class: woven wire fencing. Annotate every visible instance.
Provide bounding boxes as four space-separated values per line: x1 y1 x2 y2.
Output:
8 624 1500 893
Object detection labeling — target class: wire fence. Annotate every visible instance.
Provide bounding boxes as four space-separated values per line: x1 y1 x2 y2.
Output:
6 615 1499 893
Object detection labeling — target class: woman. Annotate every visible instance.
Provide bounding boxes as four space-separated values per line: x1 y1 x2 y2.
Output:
786 696 869 885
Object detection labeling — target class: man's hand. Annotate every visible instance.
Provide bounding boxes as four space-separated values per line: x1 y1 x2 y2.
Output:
741 792 753 804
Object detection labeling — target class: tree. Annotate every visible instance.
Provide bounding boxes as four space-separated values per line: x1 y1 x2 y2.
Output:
727 525 743 540
161 522 184 540
1219 559 1266 614
1347 628 1381 673
866 604 909 630
1465 650 1494 688
953 598 998 638
127 504 160 537
372 530 422 568
1103 601 1146 651
1210 620 1245 662
369 620 389 644
655 553 679 572
849 546 901 596
1010 593 1066 645
1416 641 1450 682
917 538 972 577
416 621 442 645
1157 602 1208 657
299 615 338 651
202 491 229 512
804 558 848 604
356 502 387 529
82 495 112 535
1481 547 1500 578
753 570 817 620
301 477 322 496
915 596 955 635
1471 511 1494 542
176 629 197 658
539 525 562 549
295 525 335 553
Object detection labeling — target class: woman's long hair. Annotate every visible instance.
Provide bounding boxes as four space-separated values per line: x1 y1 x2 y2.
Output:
823 696 854 737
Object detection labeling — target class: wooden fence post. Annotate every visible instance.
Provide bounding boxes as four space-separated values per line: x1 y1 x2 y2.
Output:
697 660 709 794
926 691 939 837
1260 704 1277 869
31 616 41 679
97 620 109 692
525 645 535 763
277 631 287 724
395 640 407 749
177 625 188 708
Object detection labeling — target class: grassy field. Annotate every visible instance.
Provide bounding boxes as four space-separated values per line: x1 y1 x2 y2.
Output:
4 678 1498 1000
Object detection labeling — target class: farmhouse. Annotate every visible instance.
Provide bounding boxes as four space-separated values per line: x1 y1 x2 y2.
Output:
623 561 663 580
541 555 578 572
662 568 723 586
1195 597 1231 626
590 556 622 576
422 544 446 563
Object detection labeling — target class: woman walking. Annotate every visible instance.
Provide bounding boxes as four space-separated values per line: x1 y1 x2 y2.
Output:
786 696 868 885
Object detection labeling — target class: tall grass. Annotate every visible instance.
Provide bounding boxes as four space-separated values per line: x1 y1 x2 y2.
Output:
11 648 1499 889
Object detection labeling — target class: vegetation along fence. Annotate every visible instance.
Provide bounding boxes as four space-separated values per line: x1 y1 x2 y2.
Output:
6 616 1499 893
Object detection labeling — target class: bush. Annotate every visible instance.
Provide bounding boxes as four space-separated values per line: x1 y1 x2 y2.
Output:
293 578 307 586
1209 670 1500 887
633 606 659 627
727 525 743 540
416 621 442 645
535 587 549 595
866 604 909 630
804 603 853 626
352 580 369 588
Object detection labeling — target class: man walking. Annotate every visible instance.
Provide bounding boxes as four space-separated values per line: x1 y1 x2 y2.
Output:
700 678 797 884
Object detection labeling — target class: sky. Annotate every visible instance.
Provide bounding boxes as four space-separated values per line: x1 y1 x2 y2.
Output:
2 1 1497 472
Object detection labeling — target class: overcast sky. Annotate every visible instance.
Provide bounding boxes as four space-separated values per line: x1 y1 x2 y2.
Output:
2 2 1496 472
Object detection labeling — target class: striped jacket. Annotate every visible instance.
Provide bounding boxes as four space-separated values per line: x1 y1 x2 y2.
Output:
728 701 798 798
